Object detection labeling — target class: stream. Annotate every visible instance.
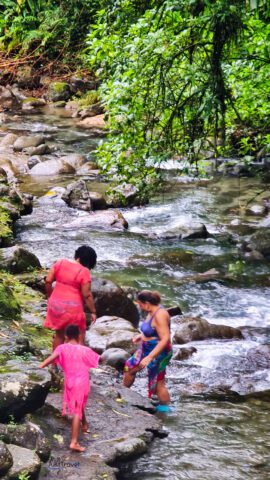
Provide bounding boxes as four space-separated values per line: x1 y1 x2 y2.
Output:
2 108 270 479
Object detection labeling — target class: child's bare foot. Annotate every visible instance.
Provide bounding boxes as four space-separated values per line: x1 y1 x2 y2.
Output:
70 442 85 452
82 422 89 434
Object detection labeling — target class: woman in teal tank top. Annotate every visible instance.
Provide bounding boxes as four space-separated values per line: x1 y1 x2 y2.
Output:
123 290 172 406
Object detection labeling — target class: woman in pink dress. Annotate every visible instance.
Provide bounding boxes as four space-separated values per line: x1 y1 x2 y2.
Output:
40 324 100 452
44 245 97 350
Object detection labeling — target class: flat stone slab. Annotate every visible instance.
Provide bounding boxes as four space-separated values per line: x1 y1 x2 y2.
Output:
34 368 164 479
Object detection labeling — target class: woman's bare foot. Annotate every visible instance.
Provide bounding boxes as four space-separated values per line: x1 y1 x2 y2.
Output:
70 442 85 452
82 422 89 434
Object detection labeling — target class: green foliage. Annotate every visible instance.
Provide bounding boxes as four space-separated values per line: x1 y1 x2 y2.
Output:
228 260 246 275
86 0 270 196
0 0 100 60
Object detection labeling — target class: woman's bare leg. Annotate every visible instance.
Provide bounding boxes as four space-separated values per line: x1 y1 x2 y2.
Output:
156 379 170 405
53 329 65 350
70 414 85 452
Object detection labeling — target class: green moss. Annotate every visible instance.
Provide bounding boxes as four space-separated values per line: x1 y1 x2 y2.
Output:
0 205 12 241
22 324 53 351
51 81 69 93
0 366 20 373
78 91 100 107
0 278 21 320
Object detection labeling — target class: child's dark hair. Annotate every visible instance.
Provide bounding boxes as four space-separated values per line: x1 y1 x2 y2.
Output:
74 245 97 269
137 290 161 305
65 324 80 340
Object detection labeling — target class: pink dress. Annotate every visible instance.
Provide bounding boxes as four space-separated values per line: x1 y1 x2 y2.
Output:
54 343 100 419
44 259 91 332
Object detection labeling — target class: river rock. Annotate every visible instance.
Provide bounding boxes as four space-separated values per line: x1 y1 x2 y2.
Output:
107 184 142 207
246 204 267 216
91 279 139 326
173 346 197 360
0 360 51 421
30 158 75 175
246 229 270 258
62 209 128 231
86 315 137 354
0 441 13 476
0 134 18 148
152 220 209 240
76 163 100 176
77 114 105 129
22 97 46 109
173 316 242 344
106 330 136 353
13 135 45 152
79 103 104 119
0 159 20 178
0 246 41 273
61 179 92 211
100 348 130 371
0 87 18 110
0 422 50 462
42 369 163 477
4 444 41 479
27 155 42 169
25 144 50 156
47 81 71 102
58 154 87 170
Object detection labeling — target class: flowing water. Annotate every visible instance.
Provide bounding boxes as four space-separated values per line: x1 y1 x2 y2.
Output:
2 109 270 479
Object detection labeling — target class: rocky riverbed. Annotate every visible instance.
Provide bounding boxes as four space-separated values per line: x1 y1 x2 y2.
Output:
0 81 270 479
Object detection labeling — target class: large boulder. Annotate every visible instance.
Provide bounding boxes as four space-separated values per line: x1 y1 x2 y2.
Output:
150 219 209 240
173 316 243 344
0 441 13 476
62 209 128 231
62 180 107 211
0 422 50 462
30 158 75 175
0 246 41 273
86 315 137 354
106 330 136 353
0 360 51 421
61 179 92 211
47 81 71 102
4 444 41 479
92 279 139 326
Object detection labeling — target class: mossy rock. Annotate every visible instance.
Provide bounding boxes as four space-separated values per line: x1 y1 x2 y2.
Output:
0 205 12 246
47 81 71 102
0 281 20 320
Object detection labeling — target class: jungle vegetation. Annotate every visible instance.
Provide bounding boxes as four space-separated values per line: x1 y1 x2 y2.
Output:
0 1 269 198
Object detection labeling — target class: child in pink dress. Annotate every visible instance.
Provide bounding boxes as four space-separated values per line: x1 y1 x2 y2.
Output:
39 324 100 452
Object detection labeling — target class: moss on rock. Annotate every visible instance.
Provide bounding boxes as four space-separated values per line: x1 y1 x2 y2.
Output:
0 278 21 320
